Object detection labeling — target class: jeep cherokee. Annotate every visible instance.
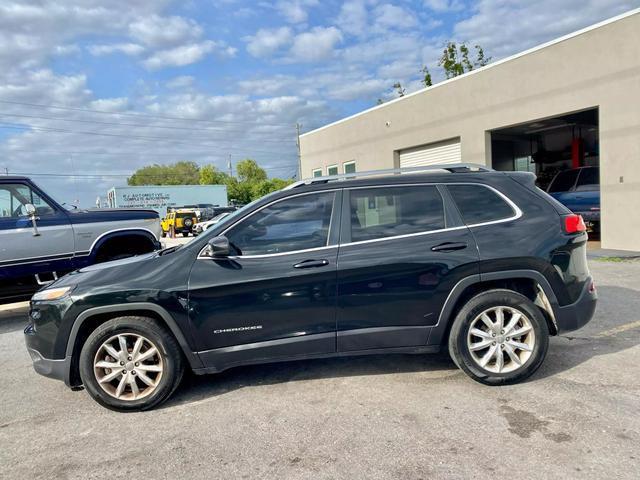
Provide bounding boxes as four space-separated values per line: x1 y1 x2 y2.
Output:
24 164 597 411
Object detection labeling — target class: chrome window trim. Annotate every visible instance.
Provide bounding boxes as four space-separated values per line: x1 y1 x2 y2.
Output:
197 182 521 258
198 189 339 260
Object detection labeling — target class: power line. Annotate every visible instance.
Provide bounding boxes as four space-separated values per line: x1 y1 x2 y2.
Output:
0 99 294 128
0 122 293 155
0 148 292 158
6 165 298 178
0 111 293 141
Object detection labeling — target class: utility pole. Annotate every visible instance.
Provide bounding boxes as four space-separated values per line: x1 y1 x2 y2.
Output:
3 167 8 175
295 123 302 180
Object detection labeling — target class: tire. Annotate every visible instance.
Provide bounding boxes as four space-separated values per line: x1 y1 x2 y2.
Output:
182 232 189 237
448 289 549 386
79 316 184 411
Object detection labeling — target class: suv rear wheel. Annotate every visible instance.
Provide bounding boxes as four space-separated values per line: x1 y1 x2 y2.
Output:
79 316 184 411
448 289 549 385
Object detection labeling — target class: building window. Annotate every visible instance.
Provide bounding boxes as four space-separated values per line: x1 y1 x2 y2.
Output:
312 168 323 178
343 161 356 174
327 165 339 176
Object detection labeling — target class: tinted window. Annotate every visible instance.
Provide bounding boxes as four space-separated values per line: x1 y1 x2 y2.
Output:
349 186 444 242
548 169 579 192
226 192 335 255
448 185 515 224
576 167 599 191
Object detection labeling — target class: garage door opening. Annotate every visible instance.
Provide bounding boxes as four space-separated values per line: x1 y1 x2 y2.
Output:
490 108 600 242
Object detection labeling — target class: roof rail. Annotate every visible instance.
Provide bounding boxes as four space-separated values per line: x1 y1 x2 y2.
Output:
284 163 493 190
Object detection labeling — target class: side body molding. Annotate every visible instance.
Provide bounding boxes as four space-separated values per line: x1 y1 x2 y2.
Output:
66 302 203 369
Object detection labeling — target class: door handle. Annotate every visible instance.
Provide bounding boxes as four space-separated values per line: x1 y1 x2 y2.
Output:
293 259 329 269
431 242 468 252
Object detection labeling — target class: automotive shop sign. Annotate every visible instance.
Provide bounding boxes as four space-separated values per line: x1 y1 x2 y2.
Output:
106 185 227 216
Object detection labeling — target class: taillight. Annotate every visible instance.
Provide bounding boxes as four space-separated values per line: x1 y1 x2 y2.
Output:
564 214 587 234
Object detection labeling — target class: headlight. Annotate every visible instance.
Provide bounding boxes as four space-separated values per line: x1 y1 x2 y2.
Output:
32 286 73 302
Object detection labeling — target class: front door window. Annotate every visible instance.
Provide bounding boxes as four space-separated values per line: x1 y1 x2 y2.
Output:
0 183 55 218
225 192 335 256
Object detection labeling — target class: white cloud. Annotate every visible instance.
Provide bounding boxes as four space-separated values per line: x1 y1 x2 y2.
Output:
89 97 130 112
336 0 369 36
88 43 145 56
290 26 343 62
143 41 235 70
373 3 418 31
329 78 388 101
454 0 637 59
238 75 295 96
423 0 465 12
275 0 319 24
245 27 292 58
128 14 203 48
166 75 195 89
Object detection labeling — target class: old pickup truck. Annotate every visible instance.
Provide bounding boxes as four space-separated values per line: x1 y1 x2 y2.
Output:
1 176 162 303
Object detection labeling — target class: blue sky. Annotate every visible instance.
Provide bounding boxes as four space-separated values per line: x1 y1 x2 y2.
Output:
0 0 638 206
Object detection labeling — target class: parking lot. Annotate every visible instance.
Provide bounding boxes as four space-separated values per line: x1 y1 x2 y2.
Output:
1 258 638 479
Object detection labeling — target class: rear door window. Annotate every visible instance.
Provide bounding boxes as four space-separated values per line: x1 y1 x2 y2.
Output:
447 184 515 225
348 185 445 242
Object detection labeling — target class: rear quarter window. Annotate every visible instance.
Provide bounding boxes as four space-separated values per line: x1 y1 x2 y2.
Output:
447 184 516 225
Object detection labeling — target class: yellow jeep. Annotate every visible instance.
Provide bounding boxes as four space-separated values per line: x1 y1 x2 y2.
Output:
161 209 198 237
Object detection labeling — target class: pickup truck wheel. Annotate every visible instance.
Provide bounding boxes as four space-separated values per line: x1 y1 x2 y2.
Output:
448 289 549 386
79 316 184 411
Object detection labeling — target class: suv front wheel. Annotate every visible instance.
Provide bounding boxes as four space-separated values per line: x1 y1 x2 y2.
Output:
79 316 184 411
448 289 549 385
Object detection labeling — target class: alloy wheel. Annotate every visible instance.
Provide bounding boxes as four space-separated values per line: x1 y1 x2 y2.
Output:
93 333 163 401
467 306 536 374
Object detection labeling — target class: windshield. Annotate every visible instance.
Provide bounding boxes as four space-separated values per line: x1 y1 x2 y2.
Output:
210 212 230 222
548 169 579 193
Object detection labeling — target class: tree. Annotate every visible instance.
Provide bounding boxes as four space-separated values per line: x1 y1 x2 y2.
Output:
199 164 229 185
225 177 254 205
392 82 406 97
439 42 491 79
236 159 268 183
128 161 200 185
420 66 433 87
252 178 293 199
376 42 490 104
127 158 292 205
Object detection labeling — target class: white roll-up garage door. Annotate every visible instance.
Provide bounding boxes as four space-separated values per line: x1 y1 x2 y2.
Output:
399 138 461 168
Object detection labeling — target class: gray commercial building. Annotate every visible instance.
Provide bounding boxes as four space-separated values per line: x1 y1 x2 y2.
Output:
300 9 640 251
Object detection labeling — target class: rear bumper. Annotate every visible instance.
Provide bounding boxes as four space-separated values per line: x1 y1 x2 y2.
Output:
24 324 71 386
576 210 600 223
554 277 597 333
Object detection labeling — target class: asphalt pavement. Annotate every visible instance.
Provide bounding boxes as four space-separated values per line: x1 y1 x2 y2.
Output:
1 259 638 479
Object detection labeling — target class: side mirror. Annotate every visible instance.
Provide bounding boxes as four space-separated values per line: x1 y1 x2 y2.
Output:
25 203 36 216
24 204 40 237
203 235 231 258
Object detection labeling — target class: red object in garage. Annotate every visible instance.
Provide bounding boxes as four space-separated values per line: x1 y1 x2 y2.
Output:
571 138 584 168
